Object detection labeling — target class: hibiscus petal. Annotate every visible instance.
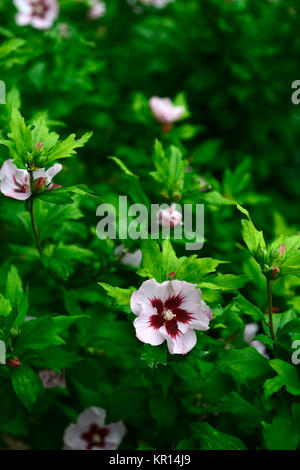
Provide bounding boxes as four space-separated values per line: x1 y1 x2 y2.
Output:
0 176 31 200
78 407 106 428
63 423 87 450
106 421 127 446
161 327 197 355
45 163 62 180
134 314 165 346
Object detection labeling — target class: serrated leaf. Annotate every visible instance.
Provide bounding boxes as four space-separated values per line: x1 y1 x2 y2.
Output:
46 132 92 162
264 359 300 398
99 282 135 307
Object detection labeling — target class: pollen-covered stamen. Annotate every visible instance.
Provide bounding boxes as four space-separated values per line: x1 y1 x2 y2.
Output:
163 309 175 321
81 423 109 450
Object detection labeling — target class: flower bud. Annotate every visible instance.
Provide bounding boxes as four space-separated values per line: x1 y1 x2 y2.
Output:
7 357 21 369
272 266 280 278
34 177 47 192
280 244 286 257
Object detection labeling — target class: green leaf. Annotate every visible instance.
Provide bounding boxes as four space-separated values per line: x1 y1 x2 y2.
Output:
191 422 247 450
0 38 25 59
15 315 80 352
234 293 264 320
37 185 100 205
281 253 300 276
0 295 11 317
263 410 300 450
139 238 165 282
99 283 135 307
42 243 95 280
241 219 266 258
11 364 42 411
46 132 92 163
140 343 168 368
5 265 29 328
264 359 300 398
220 392 268 429
200 274 249 291
216 347 271 384
109 156 138 178
176 256 228 283
150 140 187 195
8 108 32 165
149 394 177 428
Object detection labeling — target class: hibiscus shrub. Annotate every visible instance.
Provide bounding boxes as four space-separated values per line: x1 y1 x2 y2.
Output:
0 0 300 451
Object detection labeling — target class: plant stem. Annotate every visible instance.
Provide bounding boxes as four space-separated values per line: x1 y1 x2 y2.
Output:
29 197 42 256
267 278 276 340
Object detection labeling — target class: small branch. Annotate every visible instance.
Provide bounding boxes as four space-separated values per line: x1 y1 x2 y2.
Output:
29 197 42 256
267 278 276 340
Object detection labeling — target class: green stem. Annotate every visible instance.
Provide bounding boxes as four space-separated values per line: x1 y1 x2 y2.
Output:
29 197 42 256
267 278 276 340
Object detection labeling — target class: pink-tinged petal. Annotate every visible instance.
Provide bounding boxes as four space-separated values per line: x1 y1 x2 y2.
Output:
88 1 107 20
91 442 117 450
170 105 185 122
141 0 173 7
121 249 142 267
78 407 106 428
130 278 170 316
38 369 66 389
243 323 259 344
251 340 269 359
45 163 62 180
149 96 185 124
130 290 144 316
134 314 165 346
63 423 87 450
32 168 47 180
187 313 211 331
177 281 213 320
0 177 31 200
0 159 19 180
0 159 31 200
13 0 31 13
106 421 126 446
31 16 55 30
15 12 31 25
161 327 197 355
158 204 182 227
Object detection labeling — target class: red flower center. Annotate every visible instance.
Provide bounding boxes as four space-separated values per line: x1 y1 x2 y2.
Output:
30 0 50 18
13 175 30 194
149 294 194 338
81 423 110 450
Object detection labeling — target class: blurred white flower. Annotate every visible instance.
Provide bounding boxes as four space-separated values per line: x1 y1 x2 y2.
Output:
140 0 173 8
39 369 66 389
114 244 142 267
158 203 182 228
88 1 107 19
149 96 185 125
243 323 269 359
14 0 59 30
64 407 126 450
